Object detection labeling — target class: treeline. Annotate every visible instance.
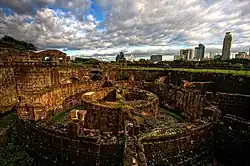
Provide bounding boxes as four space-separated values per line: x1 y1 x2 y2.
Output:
73 57 100 64
127 59 250 70
0 36 37 51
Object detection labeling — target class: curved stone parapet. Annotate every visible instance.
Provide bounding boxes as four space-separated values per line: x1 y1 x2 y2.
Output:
15 78 221 166
17 118 125 166
140 122 215 165
82 87 159 119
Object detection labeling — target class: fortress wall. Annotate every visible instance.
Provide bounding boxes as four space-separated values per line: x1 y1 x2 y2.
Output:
216 114 250 165
169 71 250 94
15 67 52 94
216 92 250 120
17 119 125 165
116 78 250 165
0 66 117 111
0 68 17 110
121 69 250 94
22 82 103 120
141 122 215 165
58 67 89 83
142 82 205 120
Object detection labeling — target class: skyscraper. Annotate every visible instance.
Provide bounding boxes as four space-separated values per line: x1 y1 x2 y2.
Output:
150 55 162 63
195 44 205 60
222 32 232 60
180 49 193 60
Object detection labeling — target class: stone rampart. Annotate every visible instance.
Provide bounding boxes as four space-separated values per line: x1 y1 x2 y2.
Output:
216 92 250 120
141 122 215 165
17 118 125 166
216 114 250 165
20 82 103 120
120 69 250 94
0 68 17 112
141 82 205 121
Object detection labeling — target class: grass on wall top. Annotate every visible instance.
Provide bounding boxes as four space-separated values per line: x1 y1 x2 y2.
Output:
122 67 250 76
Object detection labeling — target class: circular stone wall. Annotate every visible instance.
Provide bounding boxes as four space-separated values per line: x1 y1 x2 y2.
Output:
16 82 160 165
81 87 159 118
16 79 221 166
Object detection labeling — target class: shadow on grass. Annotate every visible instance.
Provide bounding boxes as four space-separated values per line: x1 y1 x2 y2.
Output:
52 105 86 123
159 107 186 122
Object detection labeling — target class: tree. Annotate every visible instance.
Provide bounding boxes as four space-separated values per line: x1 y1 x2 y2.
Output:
139 59 147 64
116 52 126 62
0 35 37 51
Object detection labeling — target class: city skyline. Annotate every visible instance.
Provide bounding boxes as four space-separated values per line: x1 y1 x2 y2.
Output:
0 0 249 59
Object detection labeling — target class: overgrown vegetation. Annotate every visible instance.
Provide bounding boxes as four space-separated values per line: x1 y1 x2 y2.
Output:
159 108 185 122
0 129 34 166
122 66 250 76
0 36 37 51
52 106 86 123
0 113 34 166
0 112 17 128
73 58 100 64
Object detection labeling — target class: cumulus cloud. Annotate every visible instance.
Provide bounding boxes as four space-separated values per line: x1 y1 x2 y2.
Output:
0 0 249 58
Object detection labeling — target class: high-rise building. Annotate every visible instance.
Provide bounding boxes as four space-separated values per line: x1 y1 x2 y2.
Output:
150 55 162 63
180 49 193 60
174 55 182 60
222 32 232 60
235 52 248 59
195 44 205 60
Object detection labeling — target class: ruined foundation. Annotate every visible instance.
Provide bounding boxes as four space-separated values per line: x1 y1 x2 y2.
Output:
1 65 250 165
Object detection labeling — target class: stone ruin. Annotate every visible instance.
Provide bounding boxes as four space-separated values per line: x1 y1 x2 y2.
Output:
0 48 70 66
13 68 222 166
2 61 250 165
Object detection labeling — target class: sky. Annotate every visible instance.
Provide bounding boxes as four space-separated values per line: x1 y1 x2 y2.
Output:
0 0 249 61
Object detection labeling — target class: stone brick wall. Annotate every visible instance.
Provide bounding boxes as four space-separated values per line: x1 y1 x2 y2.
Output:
121 69 250 94
14 67 52 94
0 66 117 111
0 68 17 111
169 71 250 94
83 107 126 133
216 92 250 120
216 114 250 165
21 82 103 120
141 122 215 165
141 82 205 121
17 119 125 166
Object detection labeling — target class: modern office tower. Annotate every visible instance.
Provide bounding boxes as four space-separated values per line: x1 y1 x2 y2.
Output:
150 55 162 63
222 32 232 60
180 49 193 60
174 55 182 60
195 44 205 60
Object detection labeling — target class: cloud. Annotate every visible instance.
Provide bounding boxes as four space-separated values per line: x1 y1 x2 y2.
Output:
0 0 249 58
0 0 90 19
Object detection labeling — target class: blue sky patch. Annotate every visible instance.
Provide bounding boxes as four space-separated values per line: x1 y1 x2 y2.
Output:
84 0 105 22
1 8 14 16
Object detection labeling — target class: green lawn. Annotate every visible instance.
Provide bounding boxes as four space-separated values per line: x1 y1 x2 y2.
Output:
122 66 250 76
52 106 86 124
0 112 17 128
159 107 185 122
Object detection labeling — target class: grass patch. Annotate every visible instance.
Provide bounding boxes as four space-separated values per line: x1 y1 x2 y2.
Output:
71 63 94 67
0 112 17 128
52 106 86 124
132 115 145 123
159 107 185 122
0 107 13 114
122 67 250 76
0 128 34 166
165 110 185 122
